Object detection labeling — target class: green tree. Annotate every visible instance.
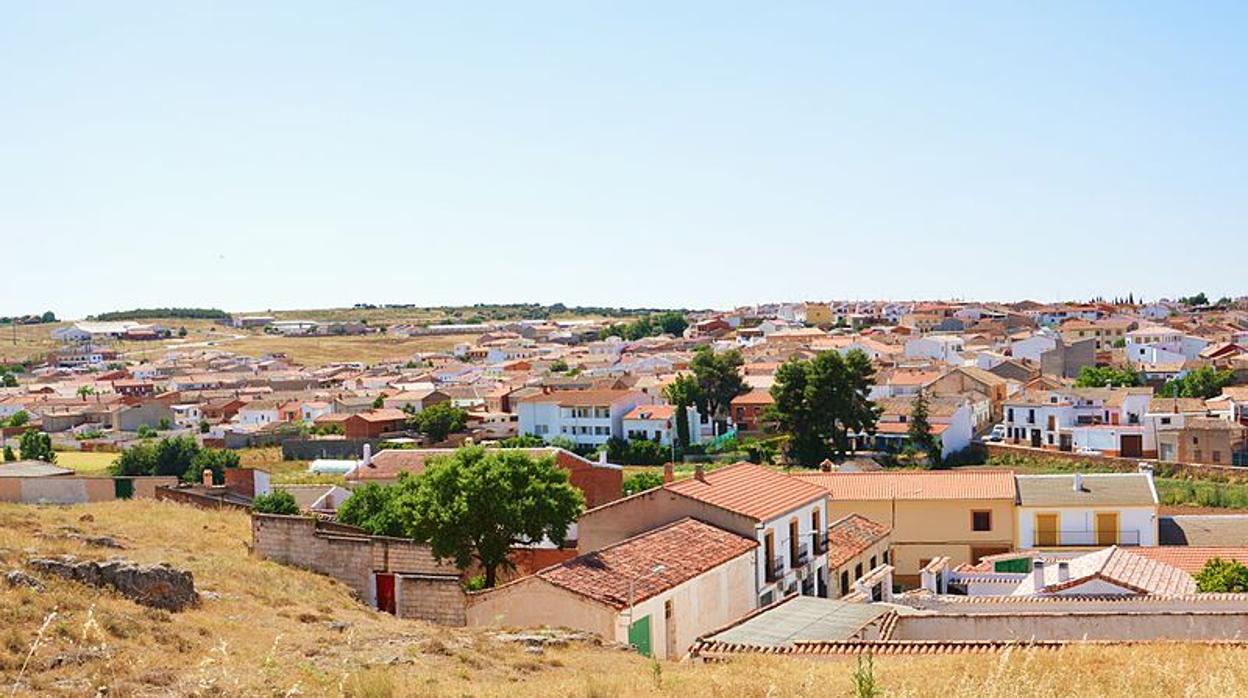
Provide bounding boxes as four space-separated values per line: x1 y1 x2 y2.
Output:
77 385 95 400
199 421 210 434
371 395 385 409
408 402 468 443
18 430 56 463
907 390 941 466
622 470 665 495
548 358 569 373
690 346 747 434
662 374 702 454
8 410 29 428
395 447 584 587
768 349 880 465
177 326 188 338
1073 366 1141 388
1157 366 1235 400
0 373 16 388
252 490 301 515
1195 557 1248 592
189 448 241 484
498 434 546 448
1180 292 1209 307
157 417 172 431
40 311 57 323
3 446 15 462
336 482 405 536
113 435 203 479
654 311 688 336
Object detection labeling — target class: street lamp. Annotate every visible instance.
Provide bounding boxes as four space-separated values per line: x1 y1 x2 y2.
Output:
626 564 667 636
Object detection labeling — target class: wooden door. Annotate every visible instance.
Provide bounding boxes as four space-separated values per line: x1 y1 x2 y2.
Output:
1120 434 1143 458
1096 512 1119 546
375 573 396 615
1035 514 1059 547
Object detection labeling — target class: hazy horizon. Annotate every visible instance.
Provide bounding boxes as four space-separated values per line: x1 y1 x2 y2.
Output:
4 3 1246 317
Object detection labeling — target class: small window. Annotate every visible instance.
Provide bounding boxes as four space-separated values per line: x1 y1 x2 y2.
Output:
972 510 992 532
882 550 889 564
854 563 863 580
869 555 877 570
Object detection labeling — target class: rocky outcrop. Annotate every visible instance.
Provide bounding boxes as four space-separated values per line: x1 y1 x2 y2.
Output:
28 556 198 611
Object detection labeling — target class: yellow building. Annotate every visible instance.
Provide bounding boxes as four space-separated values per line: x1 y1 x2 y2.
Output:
794 470 1017 587
804 302 834 327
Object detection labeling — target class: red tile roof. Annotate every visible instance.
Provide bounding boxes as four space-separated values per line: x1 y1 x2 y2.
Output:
872 422 950 435
826 514 891 568
666 462 828 521
1128 546 1248 575
623 405 675 420
535 518 756 610
517 389 639 406
352 408 409 422
794 470 1017 501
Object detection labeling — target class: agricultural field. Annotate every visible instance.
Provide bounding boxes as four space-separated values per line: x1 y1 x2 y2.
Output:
49 451 118 476
2 500 1248 696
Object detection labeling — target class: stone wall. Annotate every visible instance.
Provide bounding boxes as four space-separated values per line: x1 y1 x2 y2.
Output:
250 514 466 624
281 438 381 461
985 443 1248 484
0 476 177 504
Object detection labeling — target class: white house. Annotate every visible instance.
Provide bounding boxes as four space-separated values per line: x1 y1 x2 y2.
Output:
1009 333 1058 364
1003 388 1153 455
236 400 280 427
621 404 703 446
904 335 965 365
516 389 654 447
171 404 202 427
1015 471 1159 549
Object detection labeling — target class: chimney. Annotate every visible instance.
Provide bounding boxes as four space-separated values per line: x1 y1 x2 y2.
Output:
694 462 706 482
663 462 674 485
598 449 607 465
1057 561 1070 583
1072 473 1083 492
362 443 373 467
1031 559 1045 590
820 458 833 472
202 469 214 487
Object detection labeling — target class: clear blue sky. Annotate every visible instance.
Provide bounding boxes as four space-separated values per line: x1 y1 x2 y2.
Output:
3 2 1245 318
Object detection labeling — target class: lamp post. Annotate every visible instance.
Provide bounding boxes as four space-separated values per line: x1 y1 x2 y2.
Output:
626 564 667 645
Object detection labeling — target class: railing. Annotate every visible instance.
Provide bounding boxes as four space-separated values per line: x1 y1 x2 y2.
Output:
765 556 785 582
811 532 828 555
1032 529 1142 547
795 544 810 566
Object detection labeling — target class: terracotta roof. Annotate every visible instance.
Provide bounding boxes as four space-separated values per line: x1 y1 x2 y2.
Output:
535 518 756 610
1012 547 1195 597
826 514 891 568
622 405 675 421
873 422 950 435
794 470 1017 501
1128 546 1248 574
731 389 774 406
665 462 828 521
351 408 409 422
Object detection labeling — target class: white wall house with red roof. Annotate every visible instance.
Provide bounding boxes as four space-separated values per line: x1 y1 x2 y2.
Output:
516 389 654 447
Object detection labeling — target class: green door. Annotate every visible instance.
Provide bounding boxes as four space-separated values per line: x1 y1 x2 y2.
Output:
114 478 134 500
628 615 652 656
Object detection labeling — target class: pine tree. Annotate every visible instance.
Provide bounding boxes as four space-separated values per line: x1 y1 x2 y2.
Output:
907 390 940 467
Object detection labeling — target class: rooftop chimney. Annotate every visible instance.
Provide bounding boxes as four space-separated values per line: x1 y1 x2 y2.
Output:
1057 561 1070 583
202 469 214 487
1031 559 1045 590
694 462 706 482
663 462 674 485
362 443 373 468
1072 473 1084 492
820 459 833 472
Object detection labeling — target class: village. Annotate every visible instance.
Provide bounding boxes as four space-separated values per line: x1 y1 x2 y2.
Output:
2 296 1248 691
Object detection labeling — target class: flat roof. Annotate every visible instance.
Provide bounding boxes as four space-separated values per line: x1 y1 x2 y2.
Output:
701 596 889 648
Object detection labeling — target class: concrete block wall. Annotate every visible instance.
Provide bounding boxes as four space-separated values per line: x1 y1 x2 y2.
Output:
399 576 467 626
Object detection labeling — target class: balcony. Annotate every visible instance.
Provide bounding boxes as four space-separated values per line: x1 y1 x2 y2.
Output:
794 544 810 566
811 532 828 555
765 556 785 582
1032 529 1142 547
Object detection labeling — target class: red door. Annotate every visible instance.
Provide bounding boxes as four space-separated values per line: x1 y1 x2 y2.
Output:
375 573 396 614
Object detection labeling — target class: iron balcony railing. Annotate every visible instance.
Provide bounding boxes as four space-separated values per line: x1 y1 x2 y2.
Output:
795 544 810 566
1032 529 1142 547
811 532 828 555
765 556 785 582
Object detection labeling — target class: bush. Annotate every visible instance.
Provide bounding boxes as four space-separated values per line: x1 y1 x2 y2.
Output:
252 490 300 515
623 470 665 495
18 430 55 463
1195 558 1248 592
942 444 987 468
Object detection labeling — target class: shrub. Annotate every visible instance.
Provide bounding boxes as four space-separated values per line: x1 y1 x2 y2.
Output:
1195 558 1248 592
252 490 300 515
623 470 665 495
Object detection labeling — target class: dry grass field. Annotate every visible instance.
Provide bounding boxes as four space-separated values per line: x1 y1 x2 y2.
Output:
48 451 118 476
3 500 1248 696
222 332 470 366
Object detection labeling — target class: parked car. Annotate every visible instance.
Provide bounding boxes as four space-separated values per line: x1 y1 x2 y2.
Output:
986 424 1006 442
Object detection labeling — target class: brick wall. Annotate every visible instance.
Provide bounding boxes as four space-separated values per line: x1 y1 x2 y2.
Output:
399 576 466 625
250 514 465 624
985 443 1248 484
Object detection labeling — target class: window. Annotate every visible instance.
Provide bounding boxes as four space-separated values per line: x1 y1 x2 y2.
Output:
789 519 800 564
854 563 863 580
840 571 850 596
1193 436 1200 445
882 550 889 564
972 510 992 532
1007 408 1014 422
534 424 549 435
869 556 877 569
1160 417 1172 426
1214 451 1223 464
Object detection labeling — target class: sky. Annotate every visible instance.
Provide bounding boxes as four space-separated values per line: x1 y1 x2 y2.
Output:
2 2 1246 319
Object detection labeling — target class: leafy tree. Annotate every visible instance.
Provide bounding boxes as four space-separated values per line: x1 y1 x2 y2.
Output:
0 373 16 388
1157 366 1236 400
1180 292 1209 307
622 470 665 495
768 349 880 465
371 395 385 409
1195 557 1248 592
136 424 157 439
744 438 779 465
77 385 95 400
8 410 29 428
662 374 702 454
395 447 584 587
546 435 579 452
157 417 173 431
199 421 211 434
498 434 546 448
177 326 188 338
604 437 666 466
112 435 206 480
311 422 345 436
690 346 747 434
1073 366 1141 388
3 446 15 462
40 311 56 323
189 448 241 484
548 358 569 373
18 430 55 463
407 402 469 443
336 482 405 536
654 311 688 336
252 490 301 515
907 391 941 466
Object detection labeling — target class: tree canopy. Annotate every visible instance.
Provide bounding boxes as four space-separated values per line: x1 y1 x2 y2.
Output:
1195 557 1248 592
1157 366 1235 400
599 311 688 341
405 402 469 443
1073 365 1142 388
768 349 880 465
252 490 301 515
907 390 941 466
662 373 701 452
111 436 239 483
18 430 55 463
690 346 747 431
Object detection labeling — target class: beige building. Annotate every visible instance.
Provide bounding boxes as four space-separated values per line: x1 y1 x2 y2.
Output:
466 518 756 659
825 514 892 598
794 470 1017 587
